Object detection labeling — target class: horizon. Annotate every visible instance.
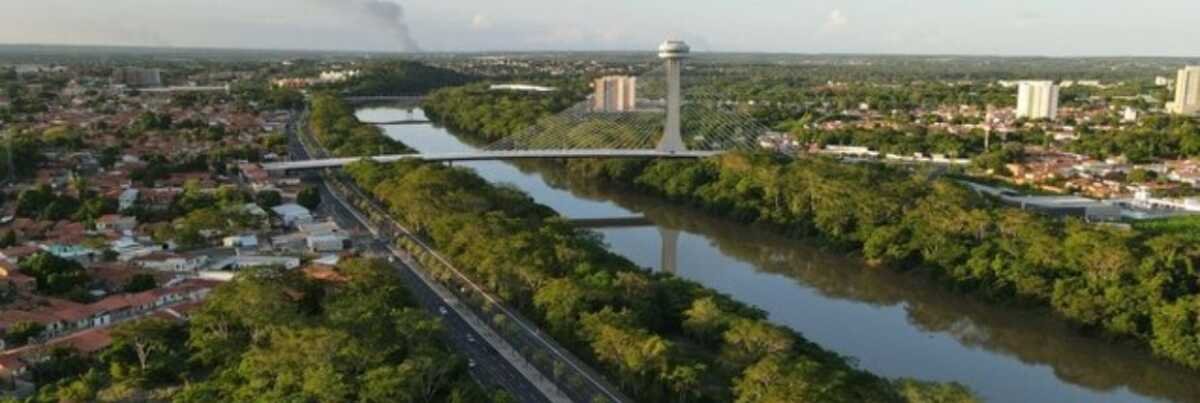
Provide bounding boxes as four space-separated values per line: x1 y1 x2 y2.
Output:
2 0 1198 58
1 42 1198 61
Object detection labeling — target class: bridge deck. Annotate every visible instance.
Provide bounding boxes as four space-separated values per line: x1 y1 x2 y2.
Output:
263 149 722 171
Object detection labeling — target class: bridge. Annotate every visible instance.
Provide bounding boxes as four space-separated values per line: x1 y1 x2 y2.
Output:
269 40 770 174
263 149 719 172
343 95 425 104
359 119 433 126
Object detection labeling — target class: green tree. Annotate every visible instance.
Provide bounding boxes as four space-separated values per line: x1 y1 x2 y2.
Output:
297 186 321 210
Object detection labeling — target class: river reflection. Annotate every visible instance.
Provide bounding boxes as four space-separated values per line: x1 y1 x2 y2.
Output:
361 106 1200 403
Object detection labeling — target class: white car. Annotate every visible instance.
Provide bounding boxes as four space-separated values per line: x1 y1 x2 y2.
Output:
438 306 448 315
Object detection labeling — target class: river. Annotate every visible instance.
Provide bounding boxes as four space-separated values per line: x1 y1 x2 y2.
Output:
358 106 1200 403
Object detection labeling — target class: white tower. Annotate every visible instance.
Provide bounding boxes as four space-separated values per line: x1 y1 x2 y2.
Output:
657 40 690 152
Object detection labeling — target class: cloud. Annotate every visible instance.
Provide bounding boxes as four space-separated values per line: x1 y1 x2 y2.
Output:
822 9 849 32
470 14 493 30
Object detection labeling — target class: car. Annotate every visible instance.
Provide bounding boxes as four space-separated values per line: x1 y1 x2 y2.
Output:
468 359 476 368
467 335 476 343
438 306 448 315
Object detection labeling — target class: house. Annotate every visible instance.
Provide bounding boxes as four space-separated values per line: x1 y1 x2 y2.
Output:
39 244 97 264
0 261 35 292
134 252 208 272
306 234 349 253
209 255 300 271
222 234 259 249
271 203 313 227
95 215 138 232
118 188 140 211
0 245 42 264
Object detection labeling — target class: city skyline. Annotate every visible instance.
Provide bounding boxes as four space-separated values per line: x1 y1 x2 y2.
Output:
1 0 1199 57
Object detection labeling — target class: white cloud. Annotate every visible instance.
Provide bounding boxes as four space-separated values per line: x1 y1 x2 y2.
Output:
470 13 493 30
822 9 849 32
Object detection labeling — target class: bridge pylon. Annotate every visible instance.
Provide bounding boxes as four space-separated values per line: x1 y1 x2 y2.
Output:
657 40 690 153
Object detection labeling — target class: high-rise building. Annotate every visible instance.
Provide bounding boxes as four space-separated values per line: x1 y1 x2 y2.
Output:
112 67 162 88
1015 81 1059 120
592 76 637 112
1167 66 1200 116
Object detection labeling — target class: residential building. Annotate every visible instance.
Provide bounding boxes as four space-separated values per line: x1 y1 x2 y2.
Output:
95 215 137 232
134 252 208 272
222 234 259 249
209 255 301 271
272 203 313 227
39 244 97 264
111 67 162 88
118 188 139 211
1167 66 1200 116
1016 81 1059 119
306 234 349 253
592 76 637 112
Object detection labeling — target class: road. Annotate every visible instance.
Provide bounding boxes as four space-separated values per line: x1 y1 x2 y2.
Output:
285 115 556 403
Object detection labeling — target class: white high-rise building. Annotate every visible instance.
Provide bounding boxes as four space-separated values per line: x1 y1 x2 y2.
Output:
1167 66 1200 116
592 76 637 112
1015 81 1059 120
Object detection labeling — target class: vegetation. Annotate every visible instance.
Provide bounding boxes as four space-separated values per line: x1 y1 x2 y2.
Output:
18 252 91 301
326 61 472 96
297 185 321 210
564 153 1200 371
345 159 974 402
308 93 412 157
422 84 580 142
19 260 494 402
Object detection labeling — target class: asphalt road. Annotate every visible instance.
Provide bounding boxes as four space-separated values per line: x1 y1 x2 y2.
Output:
287 117 552 403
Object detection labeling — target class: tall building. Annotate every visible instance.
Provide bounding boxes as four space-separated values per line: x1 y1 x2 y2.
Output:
1015 81 1059 120
657 40 690 152
592 76 637 112
112 67 162 88
1167 66 1200 116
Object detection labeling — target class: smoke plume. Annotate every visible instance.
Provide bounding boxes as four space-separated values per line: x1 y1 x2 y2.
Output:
313 0 421 52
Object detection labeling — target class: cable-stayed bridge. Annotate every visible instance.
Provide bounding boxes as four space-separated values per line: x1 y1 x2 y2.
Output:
264 40 775 174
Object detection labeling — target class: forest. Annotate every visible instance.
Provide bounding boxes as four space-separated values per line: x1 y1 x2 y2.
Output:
344 158 975 403
5 259 493 403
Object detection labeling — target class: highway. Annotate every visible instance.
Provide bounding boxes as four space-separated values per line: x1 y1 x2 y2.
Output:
286 116 557 403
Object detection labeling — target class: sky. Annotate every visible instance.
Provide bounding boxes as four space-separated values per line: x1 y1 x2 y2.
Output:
1 0 1198 57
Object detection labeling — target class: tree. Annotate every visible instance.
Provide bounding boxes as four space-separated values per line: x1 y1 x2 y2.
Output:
255 190 282 209
122 274 158 293
3 320 44 346
19 252 90 297
297 186 321 210
106 318 187 386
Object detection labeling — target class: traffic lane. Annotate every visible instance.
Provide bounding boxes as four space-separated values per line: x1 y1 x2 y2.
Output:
316 183 549 403
373 240 549 403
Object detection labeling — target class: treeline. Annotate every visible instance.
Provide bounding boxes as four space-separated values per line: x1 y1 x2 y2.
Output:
308 93 412 157
328 61 472 96
565 154 1200 371
14 259 493 402
422 84 580 142
345 159 976 403
1070 116 1200 163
